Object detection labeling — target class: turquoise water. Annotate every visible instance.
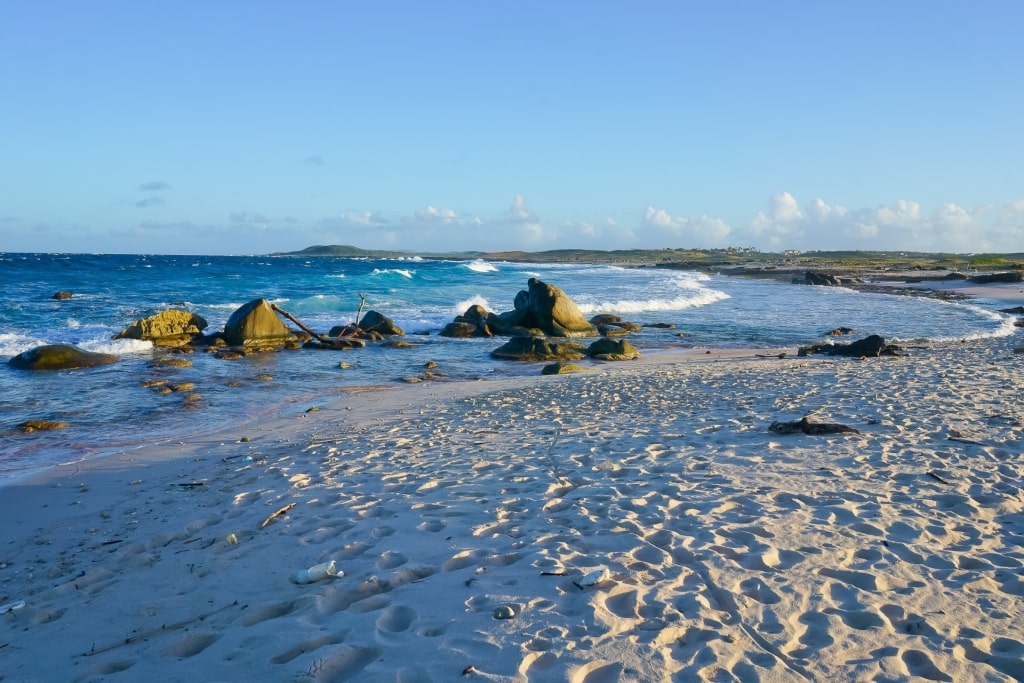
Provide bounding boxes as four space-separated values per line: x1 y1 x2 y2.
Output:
0 253 1014 480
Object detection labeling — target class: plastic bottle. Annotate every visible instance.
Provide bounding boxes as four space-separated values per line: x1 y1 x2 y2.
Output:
293 560 340 584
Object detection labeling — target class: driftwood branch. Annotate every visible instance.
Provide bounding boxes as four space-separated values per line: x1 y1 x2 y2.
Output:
260 502 296 529
271 304 328 342
81 602 242 657
353 293 366 329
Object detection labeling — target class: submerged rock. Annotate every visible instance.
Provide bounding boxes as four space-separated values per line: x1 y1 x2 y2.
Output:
8 344 119 371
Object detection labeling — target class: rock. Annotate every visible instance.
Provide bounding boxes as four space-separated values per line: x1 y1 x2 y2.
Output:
998 306 1024 314
494 279 597 337
590 314 642 333
439 321 480 338
805 271 843 286
770 417 860 435
825 327 855 336
17 420 70 432
223 299 294 347
968 272 1024 284
356 310 404 336
541 362 588 375
798 334 901 358
587 338 640 361
114 309 209 347
493 604 518 620
8 344 119 370
643 322 676 329
52 291 73 300
491 336 587 361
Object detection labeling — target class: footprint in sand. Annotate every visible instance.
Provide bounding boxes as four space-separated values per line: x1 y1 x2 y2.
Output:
900 649 952 681
313 646 382 681
376 550 408 570
269 632 347 664
375 604 416 633
89 659 137 675
163 632 220 658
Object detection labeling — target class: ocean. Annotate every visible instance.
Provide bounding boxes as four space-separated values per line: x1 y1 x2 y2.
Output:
0 253 1015 481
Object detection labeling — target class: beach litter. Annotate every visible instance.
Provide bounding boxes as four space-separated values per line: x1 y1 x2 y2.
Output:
1 600 25 615
578 567 612 587
293 560 341 584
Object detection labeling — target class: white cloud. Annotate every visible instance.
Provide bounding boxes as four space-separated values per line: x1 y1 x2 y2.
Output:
413 205 459 223
739 192 1024 252
642 206 731 245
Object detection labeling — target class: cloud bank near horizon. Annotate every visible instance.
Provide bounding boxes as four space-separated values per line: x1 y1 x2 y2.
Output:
7 192 1023 255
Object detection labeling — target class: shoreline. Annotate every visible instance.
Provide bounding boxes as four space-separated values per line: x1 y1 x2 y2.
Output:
2 325 1022 679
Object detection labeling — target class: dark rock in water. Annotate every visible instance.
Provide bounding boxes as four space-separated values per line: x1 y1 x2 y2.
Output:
52 291 73 300
494 279 597 338
805 271 843 286
589 314 642 333
114 309 209 347
541 362 588 375
491 336 587 361
643 322 676 329
223 299 294 347
825 327 855 337
440 321 481 338
770 417 860 435
357 310 404 336
998 306 1024 314
968 272 1024 284
8 344 119 370
798 334 901 358
587 337 640 361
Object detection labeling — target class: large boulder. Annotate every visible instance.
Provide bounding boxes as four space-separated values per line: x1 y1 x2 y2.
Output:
114 309 209 347
491 336 587 361
8 344 119 370
223 299 294 347
804 271 843 286
493 279 597 337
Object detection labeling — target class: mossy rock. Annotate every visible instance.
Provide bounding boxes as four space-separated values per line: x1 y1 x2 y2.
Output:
491 336 587 361
587 338 640 361
8 344 119 371
541 362 589 375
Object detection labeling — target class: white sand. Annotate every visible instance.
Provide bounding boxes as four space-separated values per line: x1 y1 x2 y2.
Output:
2 333 1023 682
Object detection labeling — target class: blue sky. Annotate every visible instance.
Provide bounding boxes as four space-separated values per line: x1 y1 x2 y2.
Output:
2 2 1021 255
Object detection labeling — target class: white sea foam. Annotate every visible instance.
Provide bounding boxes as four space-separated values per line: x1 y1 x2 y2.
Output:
453 295 491 316
371 268 415 279
465 259 498 273
575 289 731 315
0 332 47 358
81 338 154 355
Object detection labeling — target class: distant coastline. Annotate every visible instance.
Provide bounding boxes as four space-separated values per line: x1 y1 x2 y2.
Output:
275 243 1024 286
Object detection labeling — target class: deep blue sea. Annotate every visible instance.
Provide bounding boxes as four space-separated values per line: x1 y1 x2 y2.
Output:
0 253 1016 481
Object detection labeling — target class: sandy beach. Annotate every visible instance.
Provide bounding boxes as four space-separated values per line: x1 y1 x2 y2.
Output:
2 289 1023 682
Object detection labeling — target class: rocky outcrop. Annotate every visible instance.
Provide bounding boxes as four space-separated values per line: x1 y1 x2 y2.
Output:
223 299 294 347
8 344 119 370
491 337 587 361
489 279 596 337
968 272 1024 284
798 334 901 358
825 327 855 337
114 310 209 347
804 271 843 286
52 291 73 300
